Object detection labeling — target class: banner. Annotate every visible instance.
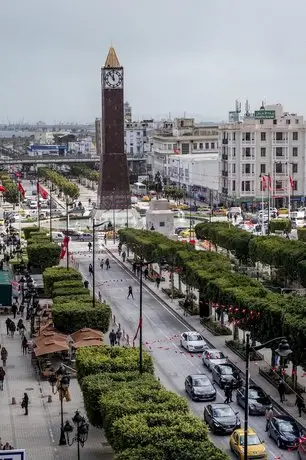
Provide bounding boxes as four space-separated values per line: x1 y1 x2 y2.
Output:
37 182 48 199
17 182 25 198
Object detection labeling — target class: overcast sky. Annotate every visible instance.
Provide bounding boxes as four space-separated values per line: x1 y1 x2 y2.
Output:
1 0 306 124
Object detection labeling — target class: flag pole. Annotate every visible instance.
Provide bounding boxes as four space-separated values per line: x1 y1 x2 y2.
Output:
261 176 264 235
37 178 41 230
288 164 291 220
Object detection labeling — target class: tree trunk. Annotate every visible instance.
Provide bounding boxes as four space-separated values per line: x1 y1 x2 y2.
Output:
292 364 298 390
178 274 182 294
233 324 239 341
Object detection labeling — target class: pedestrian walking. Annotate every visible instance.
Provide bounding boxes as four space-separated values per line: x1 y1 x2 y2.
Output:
22 392 29 415
127 286 134 299
224 384 232 404
105 258 110 270
5 318 11 335
156 276 161 289
109 329 116 346
144 268 149 279
104 234 107 245
118 244 122 256
132 262 136 274
122 251 126 262
22 337 28 355
88 241 92 252
84 280 89 289
1 347 8 366
11 302 17 319
116 327 123 346
98 290 102 302
89 264 93 276
278 379 286 403
0 366 6 390
19 303 24 318
9 321 16 338
265 405 274 431
295 391 305 417
100 259 104 269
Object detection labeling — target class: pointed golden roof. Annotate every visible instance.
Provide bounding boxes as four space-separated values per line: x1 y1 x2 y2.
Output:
104 46 121 68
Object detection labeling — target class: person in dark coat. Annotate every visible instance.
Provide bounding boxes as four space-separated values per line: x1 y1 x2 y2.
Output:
11 302 17 319
0 366 6 390
278 379 286 403
109 329 116 346
5 318 12 335
22 393 29 415
295 391 305 417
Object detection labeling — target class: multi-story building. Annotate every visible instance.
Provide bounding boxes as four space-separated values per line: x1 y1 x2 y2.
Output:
124 102 132 122
125 119 155 175
148 118 219 198
219 103 306 208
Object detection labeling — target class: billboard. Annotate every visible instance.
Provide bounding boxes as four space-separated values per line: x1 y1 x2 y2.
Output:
254 110 275 120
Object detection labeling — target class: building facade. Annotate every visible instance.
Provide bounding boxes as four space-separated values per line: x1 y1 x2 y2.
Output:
219 103 306 207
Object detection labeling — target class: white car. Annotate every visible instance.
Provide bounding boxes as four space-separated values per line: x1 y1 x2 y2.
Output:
202 349 227 370
180 331 208 352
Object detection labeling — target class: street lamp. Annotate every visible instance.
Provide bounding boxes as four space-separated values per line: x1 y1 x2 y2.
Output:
63 410 89 460
48 369 71 446
92 219 109 308
49 185 55 242
244 335 292 459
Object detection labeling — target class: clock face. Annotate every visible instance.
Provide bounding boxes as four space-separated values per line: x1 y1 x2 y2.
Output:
104 69 123 89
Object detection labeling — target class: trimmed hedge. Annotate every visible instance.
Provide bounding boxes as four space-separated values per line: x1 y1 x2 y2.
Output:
53 294 92 304
268 218 291 234
52 280 85 291
52 301 111 334
81 372 152 427
23 226 45 240
43 267 82 296
297 228 306 242
76 346 154 383
27 242 61 271
53 287 89 298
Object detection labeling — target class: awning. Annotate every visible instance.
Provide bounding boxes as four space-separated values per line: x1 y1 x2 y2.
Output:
34 331 67 347
70 328 103 343
34 339 69 357
72 337 104 348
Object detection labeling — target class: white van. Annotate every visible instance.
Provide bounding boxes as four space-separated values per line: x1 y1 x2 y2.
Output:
51 231 65 242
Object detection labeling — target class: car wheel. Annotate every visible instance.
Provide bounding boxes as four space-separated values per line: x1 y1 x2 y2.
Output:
277 437 282 449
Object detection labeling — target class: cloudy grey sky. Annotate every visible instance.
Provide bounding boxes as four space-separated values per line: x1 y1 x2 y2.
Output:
1 0 306 123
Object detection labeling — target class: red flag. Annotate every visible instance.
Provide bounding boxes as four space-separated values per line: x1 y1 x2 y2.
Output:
37 182 48 199
289 176 294 189
173 148 180 155
0 185 6 192
268 175 272 190
63 236 69 248
261 175 267 191
60 243 67 259
18 182 25 198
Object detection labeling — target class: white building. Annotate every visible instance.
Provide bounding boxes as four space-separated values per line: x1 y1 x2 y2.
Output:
69 137 95 155
146 199 174 235
219 103 306 208
148 118 219 192
124 119 155 158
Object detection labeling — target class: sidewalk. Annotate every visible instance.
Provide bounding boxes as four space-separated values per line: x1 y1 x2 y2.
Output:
103 241 306 430
0 314 113 459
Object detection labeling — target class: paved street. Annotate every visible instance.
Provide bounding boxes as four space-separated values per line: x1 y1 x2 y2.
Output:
74 238 298 460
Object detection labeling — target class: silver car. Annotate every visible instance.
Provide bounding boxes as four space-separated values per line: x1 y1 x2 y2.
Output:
202 349 227 371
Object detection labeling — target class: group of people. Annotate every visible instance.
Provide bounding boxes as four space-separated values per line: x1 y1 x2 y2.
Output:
0 440 14 450
109 327 123 346
5 317 26 339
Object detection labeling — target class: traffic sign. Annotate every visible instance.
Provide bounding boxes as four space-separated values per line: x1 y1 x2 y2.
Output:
254 110 275 119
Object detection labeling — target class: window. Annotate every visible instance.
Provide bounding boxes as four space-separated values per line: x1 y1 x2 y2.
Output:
232 180 236 191
275 163 283 173
242 132 251 141
293 147 298 157
137 146 141 153
276 147 283 157
260 119 264 125
261 132 266 141
205 143 209 149
193 143 197 150
276 132 283 141
232 147 236 157
199 143 203 149
292 163 298 173
293 132 298 141
296 119 299 124
233 132 236 141
159 222 165 227
286 119 291 125
211 142 215 149
260 164 266 174
241 181 250 192
276 180 282 190
261 147 266 157
130 147 134 154
293 180 298 191
243 147 251 157
273 119 277 125
232 164 236 173
245 164 251 174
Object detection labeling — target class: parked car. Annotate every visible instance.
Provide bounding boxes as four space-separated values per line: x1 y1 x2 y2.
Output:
202 349 227 371
51 232 65 242
236 385 271 415
184 374 216 401
204 403 240 434
268 415 301 449
77 232 93 241
211 363 243 389
29 200 38 209
180 331 208 352
230 427 267 459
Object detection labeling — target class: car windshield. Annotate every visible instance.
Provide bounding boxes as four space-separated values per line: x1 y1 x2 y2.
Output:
209 351 225 359
193 377 209 387
249 389 266 399
278 421 298 433
220 366 234 375
188 334 203 342
212 407 233 417
239 435 261 446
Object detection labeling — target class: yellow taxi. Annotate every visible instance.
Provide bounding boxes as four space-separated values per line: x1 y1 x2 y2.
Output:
229 428 267 459
180 229 196 238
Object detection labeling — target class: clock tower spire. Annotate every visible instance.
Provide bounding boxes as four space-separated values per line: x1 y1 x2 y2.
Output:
97 47 130 211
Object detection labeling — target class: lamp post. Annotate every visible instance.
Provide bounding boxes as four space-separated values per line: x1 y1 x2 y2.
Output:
49 370 71 446
66 198 70 270
63 410 89 460
92 219 109 308
49 185 55 242
244 335 292 459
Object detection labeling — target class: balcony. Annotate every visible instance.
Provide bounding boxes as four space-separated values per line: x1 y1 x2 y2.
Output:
273 139 288 143
222 170 228 177
222 139 228 145
222 154 228 160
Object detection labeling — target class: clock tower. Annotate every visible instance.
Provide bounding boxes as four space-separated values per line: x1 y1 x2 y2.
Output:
97 46 130 210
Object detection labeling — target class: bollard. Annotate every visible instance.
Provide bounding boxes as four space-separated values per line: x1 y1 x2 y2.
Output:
11 397 16 405
47 395 52 403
